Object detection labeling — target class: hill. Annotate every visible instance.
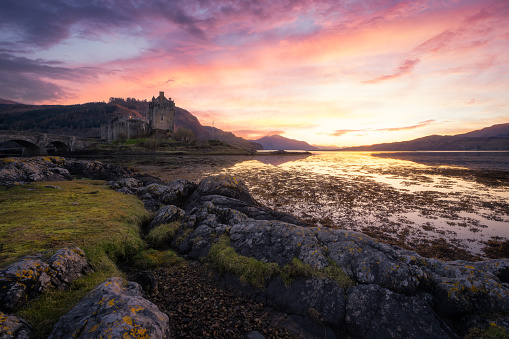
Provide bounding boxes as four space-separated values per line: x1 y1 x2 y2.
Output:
0 98 19 105
341 124 509 151
0 102 115 137
457 123 509 138
253 135 319 150
0 97 259 149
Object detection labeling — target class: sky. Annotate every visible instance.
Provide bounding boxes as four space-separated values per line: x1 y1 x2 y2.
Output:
1 0 508 147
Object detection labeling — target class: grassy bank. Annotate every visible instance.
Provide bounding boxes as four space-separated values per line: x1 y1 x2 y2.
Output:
0 180 151 337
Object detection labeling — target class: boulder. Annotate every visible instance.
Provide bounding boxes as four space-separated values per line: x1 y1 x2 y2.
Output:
0 157 132 186
264 277 346 329
149 205 186 230
62 159 131 180
45 247 92 290
137 180 197 207
47 277 169 339
230 220 328 269
0 157 72 185
184 175 307 226
188 174 258 206
0 255 51 312
345 284 454 338
108 177 144 194
0 247 91 313
0 312 33 339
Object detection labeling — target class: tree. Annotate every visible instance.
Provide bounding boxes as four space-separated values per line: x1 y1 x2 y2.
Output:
174 127 196 144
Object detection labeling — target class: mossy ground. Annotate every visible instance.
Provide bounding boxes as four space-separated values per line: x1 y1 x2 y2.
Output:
207 235 354 289
0 180 151 338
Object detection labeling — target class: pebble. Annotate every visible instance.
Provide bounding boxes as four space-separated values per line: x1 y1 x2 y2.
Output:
131 262 295 338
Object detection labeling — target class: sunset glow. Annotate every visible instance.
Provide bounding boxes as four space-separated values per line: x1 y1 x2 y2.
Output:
1 0 508 146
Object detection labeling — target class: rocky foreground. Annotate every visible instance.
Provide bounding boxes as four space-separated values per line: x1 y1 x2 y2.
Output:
1 156 509 338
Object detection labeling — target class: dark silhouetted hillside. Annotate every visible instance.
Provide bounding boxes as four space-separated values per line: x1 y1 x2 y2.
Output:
253 135 319 150
341 124 509 151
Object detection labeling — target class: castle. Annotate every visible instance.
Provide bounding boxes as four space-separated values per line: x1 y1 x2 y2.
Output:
101 91 175 141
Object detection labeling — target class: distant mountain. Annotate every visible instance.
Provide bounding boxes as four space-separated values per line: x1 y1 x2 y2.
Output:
312 144 341 151
252 135 319 150
174 107 261 149
457 123 509 138
203 126 263 150
0 98 19 105
341 123 509 151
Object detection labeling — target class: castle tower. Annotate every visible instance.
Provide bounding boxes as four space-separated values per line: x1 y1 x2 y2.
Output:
148 91 175 132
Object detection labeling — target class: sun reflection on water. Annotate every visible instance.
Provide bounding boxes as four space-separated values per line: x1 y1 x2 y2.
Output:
217 151 509 259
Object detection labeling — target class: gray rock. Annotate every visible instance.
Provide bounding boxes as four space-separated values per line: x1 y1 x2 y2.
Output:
149 205 186 230
0 157 132 186
0 312 33 339
0 255 51 312
188 174 258 206
137 179 197 207
264 277 346 329
47 277 169 339
345 284 454 338
230 220 328 269
108 177 144 194
0 247 91 313
46 247 92 290
317 228 428 295
0 157 72 185
62 159 131 180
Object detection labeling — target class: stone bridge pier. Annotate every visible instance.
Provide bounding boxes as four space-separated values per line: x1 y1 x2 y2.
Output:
0 131 95 156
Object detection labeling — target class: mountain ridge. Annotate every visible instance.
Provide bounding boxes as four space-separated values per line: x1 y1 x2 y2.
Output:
341 123 509 151
252 135 319 150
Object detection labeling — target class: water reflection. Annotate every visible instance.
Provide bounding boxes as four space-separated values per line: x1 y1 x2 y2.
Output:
252 154 311 166
218 152 509 258
109 151 509 259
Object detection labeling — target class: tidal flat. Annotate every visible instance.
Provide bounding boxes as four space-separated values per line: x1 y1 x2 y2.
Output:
103 151 509 261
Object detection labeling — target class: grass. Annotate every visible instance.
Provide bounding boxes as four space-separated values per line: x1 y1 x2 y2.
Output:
207 235 354 289
0 180 151 338
465 323 509 339
132 248 183 269
145 222 181 249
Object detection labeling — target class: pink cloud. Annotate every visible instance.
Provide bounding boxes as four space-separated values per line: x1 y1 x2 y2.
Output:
373 119 436 132
362 58 420 84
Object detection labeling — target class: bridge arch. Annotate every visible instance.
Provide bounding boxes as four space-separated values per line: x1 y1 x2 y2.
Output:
1 139 41 156
45 140 71 155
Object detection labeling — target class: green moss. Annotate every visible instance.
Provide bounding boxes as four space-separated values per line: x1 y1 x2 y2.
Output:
207 235 279 288
132 248 183 269
146 222 180 249
0 180 150 338
175 228 194 247
465 323 509 339
208 236 354 290
281 258 354 289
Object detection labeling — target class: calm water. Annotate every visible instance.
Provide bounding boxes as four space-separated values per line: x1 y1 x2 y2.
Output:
115 151 509 258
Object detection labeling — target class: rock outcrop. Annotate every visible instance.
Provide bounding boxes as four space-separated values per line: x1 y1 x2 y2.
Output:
47 277 169 339
0 312 33 339
108 173 509 338
0 247 91 313
0 157 131 186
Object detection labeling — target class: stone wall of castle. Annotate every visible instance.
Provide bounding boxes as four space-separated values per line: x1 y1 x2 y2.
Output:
100 91 174 141
101 118 149 141
149 91 175 131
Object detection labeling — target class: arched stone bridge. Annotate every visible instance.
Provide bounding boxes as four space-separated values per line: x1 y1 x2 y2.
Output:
0 130 96 156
